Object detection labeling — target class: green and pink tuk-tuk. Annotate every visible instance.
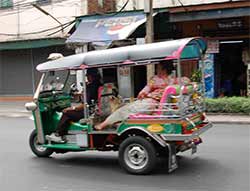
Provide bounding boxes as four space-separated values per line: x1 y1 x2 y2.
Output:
26 37 212 174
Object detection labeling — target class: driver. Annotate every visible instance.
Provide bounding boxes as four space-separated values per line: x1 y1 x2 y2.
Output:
46 69 102 143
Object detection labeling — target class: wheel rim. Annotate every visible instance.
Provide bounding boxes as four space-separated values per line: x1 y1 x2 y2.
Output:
34 136 46 152
124 143 149 170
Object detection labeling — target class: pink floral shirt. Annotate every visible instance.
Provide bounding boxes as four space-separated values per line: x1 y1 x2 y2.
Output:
138 75 190 101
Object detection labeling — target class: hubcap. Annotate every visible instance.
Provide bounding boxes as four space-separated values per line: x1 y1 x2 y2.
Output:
34 136 46 152
124 144 148 170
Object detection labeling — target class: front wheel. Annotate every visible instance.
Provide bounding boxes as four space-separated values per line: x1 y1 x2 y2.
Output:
29 129 53 157
118 136 157 175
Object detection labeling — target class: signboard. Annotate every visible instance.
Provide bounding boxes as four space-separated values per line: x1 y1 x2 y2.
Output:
118 66 130 77
117 66 134 98
207 40 219 54
67 12 146 44
204 54 214 98
217 19 243 30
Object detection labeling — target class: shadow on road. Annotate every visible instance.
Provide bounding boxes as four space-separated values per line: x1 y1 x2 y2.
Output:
24 148 248 191
30 152 228 176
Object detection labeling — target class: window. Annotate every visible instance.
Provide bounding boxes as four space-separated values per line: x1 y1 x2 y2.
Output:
0 0 13 8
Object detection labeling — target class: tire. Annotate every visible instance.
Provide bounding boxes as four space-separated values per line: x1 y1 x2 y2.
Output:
29 129 53 157
118 136 157 175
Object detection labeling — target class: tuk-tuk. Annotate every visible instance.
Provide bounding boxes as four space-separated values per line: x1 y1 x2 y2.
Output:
26 37 212 174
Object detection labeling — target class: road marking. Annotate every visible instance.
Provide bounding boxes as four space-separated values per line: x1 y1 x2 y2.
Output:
0 112 32 119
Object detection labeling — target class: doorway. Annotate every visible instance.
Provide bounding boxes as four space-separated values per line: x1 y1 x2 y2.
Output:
215 40 247 97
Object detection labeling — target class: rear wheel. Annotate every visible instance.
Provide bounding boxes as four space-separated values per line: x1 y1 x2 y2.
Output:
29 129 53 157
118 136 157 175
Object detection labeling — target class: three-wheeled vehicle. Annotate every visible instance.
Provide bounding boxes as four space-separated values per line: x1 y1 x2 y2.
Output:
26 37 212 174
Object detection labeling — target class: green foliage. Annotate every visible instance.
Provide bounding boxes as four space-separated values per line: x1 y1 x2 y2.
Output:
205 97 250 114
191 69 202 82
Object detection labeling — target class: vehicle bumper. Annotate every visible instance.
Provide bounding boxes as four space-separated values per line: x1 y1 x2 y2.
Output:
160 122 212 142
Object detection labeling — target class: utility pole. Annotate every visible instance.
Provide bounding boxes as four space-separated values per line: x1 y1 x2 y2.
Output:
144 0 154 82
17 0 20 38
75 0 89 92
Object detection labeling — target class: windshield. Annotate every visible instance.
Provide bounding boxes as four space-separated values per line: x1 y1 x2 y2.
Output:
40 70 76 94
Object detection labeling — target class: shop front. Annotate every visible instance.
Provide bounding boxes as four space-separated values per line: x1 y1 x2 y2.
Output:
0 38 74 97
168 1 250 97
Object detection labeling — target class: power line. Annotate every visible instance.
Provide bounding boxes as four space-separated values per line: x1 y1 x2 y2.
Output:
114 0 130 15
0 19 75 36
0 0 79 16
46 21 74 36
0 0 130 36
13 0 78 9
176 0 189 12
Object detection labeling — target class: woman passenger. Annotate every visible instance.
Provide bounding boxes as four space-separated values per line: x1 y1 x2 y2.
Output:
95 61 189 130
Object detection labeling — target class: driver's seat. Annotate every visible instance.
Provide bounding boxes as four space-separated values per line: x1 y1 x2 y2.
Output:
97 83 121 117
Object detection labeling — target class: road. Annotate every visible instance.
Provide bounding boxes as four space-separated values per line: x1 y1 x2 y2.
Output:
0 116 249 191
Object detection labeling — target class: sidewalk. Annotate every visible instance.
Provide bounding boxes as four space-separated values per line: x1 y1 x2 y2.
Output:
0 101 249 124
207 114 250 124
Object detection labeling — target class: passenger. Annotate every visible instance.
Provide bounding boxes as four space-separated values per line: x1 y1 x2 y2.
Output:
95 61 189 130
47 69 102 143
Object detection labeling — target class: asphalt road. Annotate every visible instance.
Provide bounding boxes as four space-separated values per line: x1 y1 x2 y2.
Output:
0 117 249 191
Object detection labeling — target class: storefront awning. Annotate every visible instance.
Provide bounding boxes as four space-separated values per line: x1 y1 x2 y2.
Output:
169 7 250 22
66 11 147 45
0 38 65 51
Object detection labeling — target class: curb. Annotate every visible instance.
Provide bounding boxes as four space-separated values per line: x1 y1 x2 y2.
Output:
207 114 250 125
207 113 250 116
210 121 250 125
0 96 32 102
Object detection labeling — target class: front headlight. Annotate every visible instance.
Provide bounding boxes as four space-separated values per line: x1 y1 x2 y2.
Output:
25 102 37 111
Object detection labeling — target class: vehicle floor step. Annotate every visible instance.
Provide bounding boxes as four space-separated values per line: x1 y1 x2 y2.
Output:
44 143 86 150
90 130 117 134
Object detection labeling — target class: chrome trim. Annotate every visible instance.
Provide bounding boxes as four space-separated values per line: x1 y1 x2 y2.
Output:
118 126 167 147
89 130 117 134
124 143 149 170
68 130 87 134
185 117 196 127
82 70 88 120
160 122 212 141
201 55 206 111
34 74 45 101
34 109 45 144
32 74 45 144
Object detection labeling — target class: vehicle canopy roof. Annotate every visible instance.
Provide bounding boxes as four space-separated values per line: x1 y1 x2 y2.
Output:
37 37 206 72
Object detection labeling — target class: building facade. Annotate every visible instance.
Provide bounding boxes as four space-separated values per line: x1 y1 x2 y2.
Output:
1 0 249 97
0 0 88 96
